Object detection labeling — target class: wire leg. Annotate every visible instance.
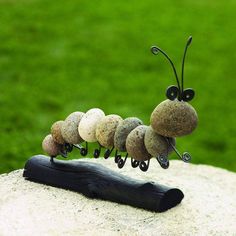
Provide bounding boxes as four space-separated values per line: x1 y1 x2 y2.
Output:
94 143 102 158
65 143 73 153
131 158 140 168
104 146 114 159
79 142 88 156
59 150 68 158
117 153 128 169
165 138 191 162
114 150 121 163
156 154 169 169
139 159 150 172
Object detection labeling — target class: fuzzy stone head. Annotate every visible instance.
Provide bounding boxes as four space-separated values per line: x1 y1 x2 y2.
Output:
150 36 198 138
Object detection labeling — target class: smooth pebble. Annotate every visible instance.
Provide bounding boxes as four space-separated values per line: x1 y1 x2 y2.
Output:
150 99 198 137
78 108 105 142
51 120 65 144
126 125 152 161
42 134 61 157
114 117 143 152
144 126 175 157
61 112 84 144
96 114 123 148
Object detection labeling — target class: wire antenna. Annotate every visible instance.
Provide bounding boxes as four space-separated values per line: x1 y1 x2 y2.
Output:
151 46 181 92
181 36 192 93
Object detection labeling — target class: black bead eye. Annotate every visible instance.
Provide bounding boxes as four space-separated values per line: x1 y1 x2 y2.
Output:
182 88 195 102
166 85 179 100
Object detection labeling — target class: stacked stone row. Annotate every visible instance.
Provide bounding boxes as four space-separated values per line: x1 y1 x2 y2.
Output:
42 108 175 168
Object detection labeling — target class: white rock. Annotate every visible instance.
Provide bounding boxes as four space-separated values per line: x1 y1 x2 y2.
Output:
78 108 105 142
0 159 236 236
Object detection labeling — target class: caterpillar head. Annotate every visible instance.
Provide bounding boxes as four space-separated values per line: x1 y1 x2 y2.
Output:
150 36 198 137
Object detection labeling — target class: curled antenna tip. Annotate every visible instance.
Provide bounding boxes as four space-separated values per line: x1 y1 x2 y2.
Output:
187 36 193 46
151 46 159 55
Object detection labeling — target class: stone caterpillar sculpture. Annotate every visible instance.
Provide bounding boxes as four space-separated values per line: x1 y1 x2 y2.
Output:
42 36 198 172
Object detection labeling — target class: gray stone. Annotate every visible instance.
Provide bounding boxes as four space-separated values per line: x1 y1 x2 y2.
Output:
144 126 175 157
126 125 151 161
114 117 143 152
61 111 84 144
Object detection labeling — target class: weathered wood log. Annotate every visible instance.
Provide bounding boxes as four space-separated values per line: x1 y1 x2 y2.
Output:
23 155 184 212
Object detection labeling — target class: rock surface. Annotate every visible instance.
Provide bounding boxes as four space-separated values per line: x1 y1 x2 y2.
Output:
114 117 143 152
126 125 151 161
150 99 198 137
42 134 61 157
61 111 84 144
144 126 175 156
96 114 123 148
51 120 65 144
0 159 236 236
78 108 105 142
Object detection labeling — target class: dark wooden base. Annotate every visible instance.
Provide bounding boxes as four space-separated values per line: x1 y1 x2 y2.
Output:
23 155 184 212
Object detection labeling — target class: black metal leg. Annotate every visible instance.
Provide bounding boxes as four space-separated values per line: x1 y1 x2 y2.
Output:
94 143 102 158
165 138 191 162
114 150 121 163
104 146 114 159
117 153 128 169
139 159 150 172
131 158 140 168
80 142 88 156
156 155 169 169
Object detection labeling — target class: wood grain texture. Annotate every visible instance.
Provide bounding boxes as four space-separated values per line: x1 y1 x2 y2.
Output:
23 155 184 212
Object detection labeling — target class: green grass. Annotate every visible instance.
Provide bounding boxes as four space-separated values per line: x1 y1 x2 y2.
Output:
0 0 236 173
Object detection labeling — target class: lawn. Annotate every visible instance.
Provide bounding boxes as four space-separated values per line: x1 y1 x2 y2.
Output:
0 0 236 173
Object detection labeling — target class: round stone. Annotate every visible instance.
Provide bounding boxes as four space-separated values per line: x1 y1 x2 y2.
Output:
114 117 143 152
144 126 175 157
126 125 152 161
78 108 105 142
61 112 84 144
51 120 65 144
96 114 123 148
150 99 198 137
42 134 61 157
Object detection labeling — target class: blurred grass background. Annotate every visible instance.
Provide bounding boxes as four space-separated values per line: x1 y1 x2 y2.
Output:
0 0 235 173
